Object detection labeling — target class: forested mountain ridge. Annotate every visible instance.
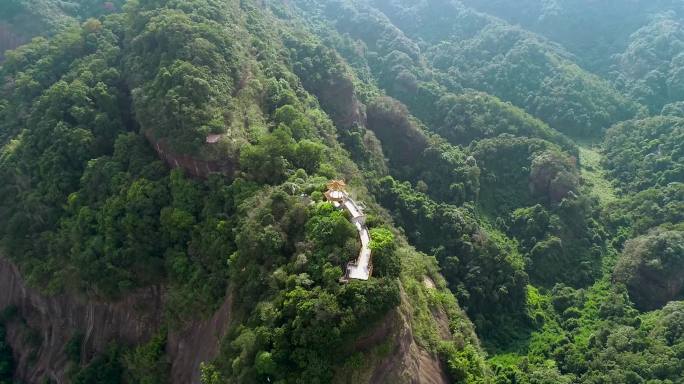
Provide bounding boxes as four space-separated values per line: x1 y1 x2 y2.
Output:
368 0 645 138
463 0 684 113
0 0 682 383
0 0 125 61
461 0 684 69
0 1 485 382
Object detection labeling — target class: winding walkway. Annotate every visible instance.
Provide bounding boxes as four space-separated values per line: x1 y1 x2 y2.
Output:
327 190 372 281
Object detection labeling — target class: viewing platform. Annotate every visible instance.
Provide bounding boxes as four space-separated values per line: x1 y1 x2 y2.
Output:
325 180 373 281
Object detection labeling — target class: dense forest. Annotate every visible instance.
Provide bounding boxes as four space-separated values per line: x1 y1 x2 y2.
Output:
0 0 682 383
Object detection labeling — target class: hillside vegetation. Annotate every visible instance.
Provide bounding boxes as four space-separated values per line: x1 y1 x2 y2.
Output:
0 0 682 383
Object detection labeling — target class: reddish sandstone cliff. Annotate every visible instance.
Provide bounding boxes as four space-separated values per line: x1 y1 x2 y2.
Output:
144 131 237 179
0 256 456 384
0 258 232 384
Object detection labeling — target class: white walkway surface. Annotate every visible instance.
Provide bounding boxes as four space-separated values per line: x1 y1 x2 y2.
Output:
327 190 372 281
347 222 371 280
344 199 363 221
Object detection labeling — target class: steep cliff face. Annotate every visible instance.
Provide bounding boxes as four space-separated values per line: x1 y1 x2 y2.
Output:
0 258 164 382
310 72 366 130
145 130 238 179
1 256 466 383
365 308 449 384
168 294 233 384
613 230 684 311
0 257 233 384
0 23 28 61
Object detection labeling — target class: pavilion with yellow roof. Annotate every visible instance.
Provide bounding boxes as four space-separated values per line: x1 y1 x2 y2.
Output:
323 179 373 282
324 179 347 202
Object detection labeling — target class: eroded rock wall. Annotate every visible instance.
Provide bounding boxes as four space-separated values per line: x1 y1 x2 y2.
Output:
0 258 232 384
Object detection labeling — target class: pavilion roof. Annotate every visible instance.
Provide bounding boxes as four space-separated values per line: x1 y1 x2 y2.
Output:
326 179 347 191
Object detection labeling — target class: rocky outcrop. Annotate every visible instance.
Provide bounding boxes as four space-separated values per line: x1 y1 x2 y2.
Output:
312 72 366 130
366 97 429 167
529 150 579 204
0 258 164 383
145 131 237 179
0 23 28 61
342 298 450 384
286 41 366 131
0 258 232 383
1 257 450 384
367 308 449 384
167 294 233 384
613 229 684 311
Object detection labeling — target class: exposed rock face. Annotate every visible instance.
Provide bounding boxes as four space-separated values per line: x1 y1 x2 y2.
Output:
0 23 27 62
0 258 164 383
145 131 237 179
0 22 28 63
167 294 233 384
0 258 232 383
529 150 579 204
313 72 367 130
346 285 456 384
287 43 366 131
366 97 429 166
613 230 684 311
367 309 449 384
0 255 453 384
